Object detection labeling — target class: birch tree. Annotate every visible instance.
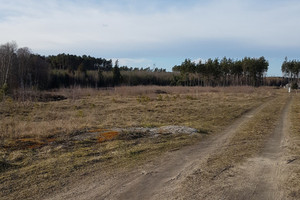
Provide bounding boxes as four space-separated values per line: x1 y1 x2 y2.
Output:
0 41 17 90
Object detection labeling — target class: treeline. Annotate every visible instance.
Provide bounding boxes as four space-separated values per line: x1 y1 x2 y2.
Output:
172 57 269 87
0 42 171 97
47 53 113 72
49 70 173 88
282 57 300 89
282 57 300 80
0 42 49 95
46 53 166 73
48 55 168 88
0 41 293 99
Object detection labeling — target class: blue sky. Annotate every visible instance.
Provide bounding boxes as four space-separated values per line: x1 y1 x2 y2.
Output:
1 0 300 76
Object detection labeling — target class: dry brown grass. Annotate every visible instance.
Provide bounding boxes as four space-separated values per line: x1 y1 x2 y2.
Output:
103 85 268 97
0 86 279 200
285 93 300 198
0 86 275 139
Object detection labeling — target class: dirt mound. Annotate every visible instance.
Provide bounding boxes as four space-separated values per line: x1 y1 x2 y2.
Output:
71 126 199 141
116 126 198 140
156 126 198 135
117 126 198 137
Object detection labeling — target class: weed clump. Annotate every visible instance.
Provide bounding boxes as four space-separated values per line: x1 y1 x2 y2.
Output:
76 110 84 118
136 95 151 103
186 95 197 100
0 160 13 172
157 94 163 101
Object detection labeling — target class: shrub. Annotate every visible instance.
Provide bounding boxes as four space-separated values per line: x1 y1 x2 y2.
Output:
292 82 298 90
0 83 8 100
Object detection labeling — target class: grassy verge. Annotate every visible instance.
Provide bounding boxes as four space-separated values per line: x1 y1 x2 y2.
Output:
286 93 300 198
0 86 277 199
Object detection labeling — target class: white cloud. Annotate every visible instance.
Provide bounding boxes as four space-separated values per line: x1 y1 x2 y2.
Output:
111 58 153 68
192 58 207 64
1 0 300 59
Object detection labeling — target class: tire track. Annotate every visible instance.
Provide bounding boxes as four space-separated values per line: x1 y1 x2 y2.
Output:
45 100 274 200
225 95 292 200
106 101 271 200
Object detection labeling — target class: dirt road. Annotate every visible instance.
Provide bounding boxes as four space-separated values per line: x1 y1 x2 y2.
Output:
223 95 292 200
46 96 294 200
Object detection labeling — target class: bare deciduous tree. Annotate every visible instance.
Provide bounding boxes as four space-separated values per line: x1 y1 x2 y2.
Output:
0 41 17 89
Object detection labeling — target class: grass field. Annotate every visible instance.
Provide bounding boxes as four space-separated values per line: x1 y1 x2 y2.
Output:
0 86 279 199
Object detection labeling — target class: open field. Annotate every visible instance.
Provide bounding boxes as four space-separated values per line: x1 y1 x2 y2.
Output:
0 86 297 199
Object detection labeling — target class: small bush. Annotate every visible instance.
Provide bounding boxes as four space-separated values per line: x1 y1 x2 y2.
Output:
186 95 197 100
0 90 3 100
0 159 14 173
0 83 8 100
292 82 298 90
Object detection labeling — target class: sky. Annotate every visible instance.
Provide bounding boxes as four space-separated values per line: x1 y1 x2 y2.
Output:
1 0 300 76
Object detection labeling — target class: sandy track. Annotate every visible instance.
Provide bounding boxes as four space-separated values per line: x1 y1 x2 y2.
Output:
224 96 292 200
187 95 292 200
114 102 268 200
46 101 269 200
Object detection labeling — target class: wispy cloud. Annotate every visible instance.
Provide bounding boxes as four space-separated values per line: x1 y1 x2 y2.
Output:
0 0 300 74
1 0 300 50
111 58 153 68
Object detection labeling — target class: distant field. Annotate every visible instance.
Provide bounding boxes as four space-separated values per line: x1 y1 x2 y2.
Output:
0 86 275 138
0 86 280 199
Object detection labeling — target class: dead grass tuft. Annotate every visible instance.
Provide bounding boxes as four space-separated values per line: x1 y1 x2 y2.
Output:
286 93 300 198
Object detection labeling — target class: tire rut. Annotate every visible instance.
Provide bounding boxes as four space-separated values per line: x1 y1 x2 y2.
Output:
226 95 292 200
105 101 271 200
